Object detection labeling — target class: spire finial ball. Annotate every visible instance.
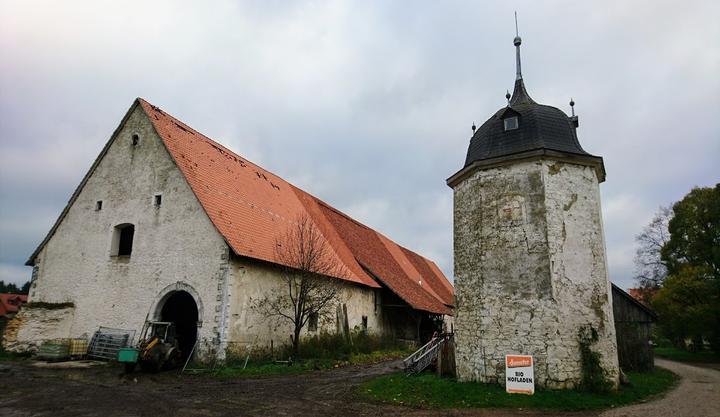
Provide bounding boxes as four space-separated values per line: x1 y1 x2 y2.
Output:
506 90 511 100
570 98 575 107
513 36 522 46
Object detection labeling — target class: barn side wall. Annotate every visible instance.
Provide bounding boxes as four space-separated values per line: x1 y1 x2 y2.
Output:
612 288 654 372
225 257 396 356
13 105 228 356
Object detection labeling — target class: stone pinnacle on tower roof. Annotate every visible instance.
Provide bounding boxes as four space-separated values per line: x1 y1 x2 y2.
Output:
447 19 607 186
509 12 534 106
514 11 522 80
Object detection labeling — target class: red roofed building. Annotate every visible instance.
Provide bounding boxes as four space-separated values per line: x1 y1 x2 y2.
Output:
0 293 27 346
13 99 453 358
627 287 656 307
0 294 27 318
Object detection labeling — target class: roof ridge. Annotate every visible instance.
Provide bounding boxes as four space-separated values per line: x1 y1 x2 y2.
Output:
141 98 293 187
141 98 452 307
313 198 376 232
377 234 445 302
315 195 445 273
140 99 443 271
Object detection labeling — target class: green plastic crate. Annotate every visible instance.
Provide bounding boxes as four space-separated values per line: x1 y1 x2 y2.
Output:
117 348 139 363
37 341 70 361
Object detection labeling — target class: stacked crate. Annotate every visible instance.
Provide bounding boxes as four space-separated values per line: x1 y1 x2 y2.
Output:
36 338 88 361
36 339 70 361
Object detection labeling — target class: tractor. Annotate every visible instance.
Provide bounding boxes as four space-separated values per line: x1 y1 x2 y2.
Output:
118 321 182 373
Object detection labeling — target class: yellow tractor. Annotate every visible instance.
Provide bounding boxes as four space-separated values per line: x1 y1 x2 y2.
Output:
118 321 182 373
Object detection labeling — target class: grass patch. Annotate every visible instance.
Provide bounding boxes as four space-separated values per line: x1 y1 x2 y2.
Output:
654 347 720 364
208 331 413 378
358 368 678 411
0 347 31 362
294 331 410 360
208 348 412 378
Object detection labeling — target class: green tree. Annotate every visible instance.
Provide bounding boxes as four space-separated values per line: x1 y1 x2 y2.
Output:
250 214 343 358
652 184 720 352
652 266 719 350
0 280 30 294
661 184 720 280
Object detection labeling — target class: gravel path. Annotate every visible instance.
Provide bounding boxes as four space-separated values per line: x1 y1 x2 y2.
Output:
600 358 720 417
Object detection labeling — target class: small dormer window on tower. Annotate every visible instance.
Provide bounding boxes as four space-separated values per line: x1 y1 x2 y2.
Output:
504 116 518 131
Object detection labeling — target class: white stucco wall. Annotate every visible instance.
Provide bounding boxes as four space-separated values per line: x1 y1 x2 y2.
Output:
224 257 386 355
452 159 619 389
19 104 229 354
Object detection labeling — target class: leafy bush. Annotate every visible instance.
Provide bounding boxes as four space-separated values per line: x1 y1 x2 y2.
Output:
292 330 406 360
578 326 613 393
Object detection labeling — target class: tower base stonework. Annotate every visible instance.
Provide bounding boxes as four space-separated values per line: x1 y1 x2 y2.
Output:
452 159 619 389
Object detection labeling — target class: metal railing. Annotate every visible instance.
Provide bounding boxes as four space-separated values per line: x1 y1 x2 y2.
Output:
87 327 135 361
403 333 451 375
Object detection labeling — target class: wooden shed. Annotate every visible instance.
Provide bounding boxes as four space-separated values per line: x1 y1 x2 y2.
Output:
611 284 657 372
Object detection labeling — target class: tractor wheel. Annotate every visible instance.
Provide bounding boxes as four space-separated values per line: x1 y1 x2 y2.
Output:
163 347 181 370
124 362 137 374
139 345 164 373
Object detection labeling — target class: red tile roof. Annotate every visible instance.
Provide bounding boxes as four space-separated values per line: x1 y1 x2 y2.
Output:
627 287 656 308
0 294 27 317
138 98 452 315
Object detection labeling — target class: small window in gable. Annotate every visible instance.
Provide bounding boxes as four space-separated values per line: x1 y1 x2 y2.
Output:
95 201 103 211
308 313 318 332
132 134 139 146
154 194 162 207
504 116 519 131
111 224 135 257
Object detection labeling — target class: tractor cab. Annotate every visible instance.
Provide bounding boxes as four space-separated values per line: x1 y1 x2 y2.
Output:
147 321 176 343
119 320 182 373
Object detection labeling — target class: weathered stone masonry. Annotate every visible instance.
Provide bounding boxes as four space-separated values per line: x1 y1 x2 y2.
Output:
449 31 619 388
452 160 618 388
11 106 228 356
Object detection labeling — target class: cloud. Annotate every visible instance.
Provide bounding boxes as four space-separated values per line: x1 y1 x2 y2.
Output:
1 0 718 292
0 263 31 286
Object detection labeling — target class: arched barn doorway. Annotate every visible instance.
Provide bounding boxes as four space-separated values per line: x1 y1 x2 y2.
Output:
159 291 198 361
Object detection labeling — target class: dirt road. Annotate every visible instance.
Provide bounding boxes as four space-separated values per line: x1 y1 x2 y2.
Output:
0 360 578 417
1 358 717 417
599 358 720 417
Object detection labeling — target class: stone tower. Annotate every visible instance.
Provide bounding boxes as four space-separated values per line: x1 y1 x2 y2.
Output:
447 32 619 389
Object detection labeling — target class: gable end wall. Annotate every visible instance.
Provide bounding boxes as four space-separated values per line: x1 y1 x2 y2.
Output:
17 105 228 353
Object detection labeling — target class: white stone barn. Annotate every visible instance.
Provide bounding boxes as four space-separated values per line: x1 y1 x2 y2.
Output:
9 98 454 359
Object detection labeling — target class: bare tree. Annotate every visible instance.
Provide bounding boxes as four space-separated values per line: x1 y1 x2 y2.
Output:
251 214 343 357
633 206 672 289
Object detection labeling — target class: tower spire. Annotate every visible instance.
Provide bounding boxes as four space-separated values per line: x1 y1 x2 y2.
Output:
514 11 522 80
509 12 534 106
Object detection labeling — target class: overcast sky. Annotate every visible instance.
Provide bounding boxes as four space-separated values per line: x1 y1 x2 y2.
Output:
1 0 718 290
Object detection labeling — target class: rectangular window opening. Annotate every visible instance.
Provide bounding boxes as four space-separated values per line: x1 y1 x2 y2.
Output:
154 194 162 207
308 313 318 332
362 316 368 334
504 116 519 131
95 201 103 211
112 224 135 257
